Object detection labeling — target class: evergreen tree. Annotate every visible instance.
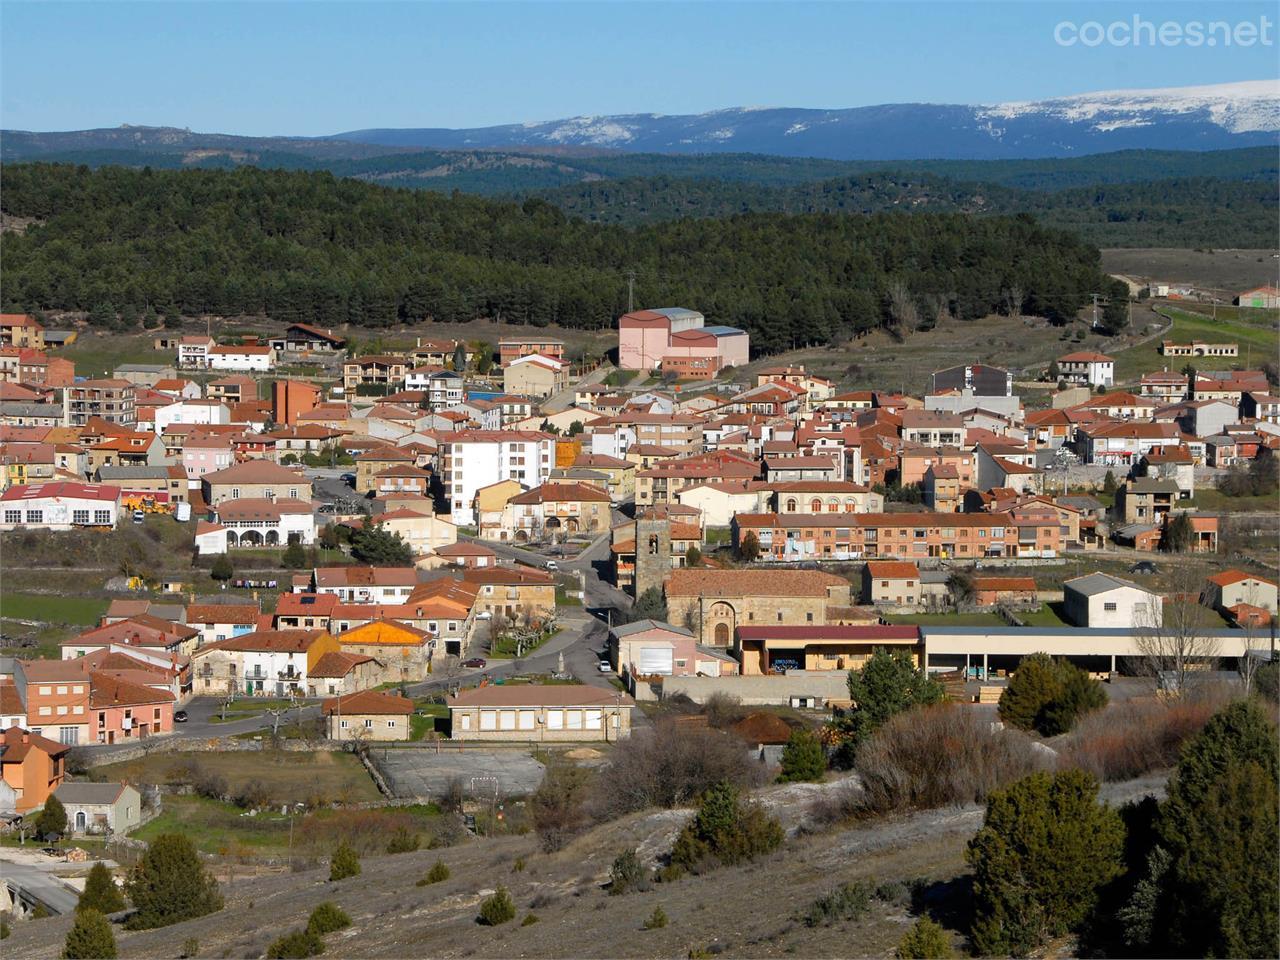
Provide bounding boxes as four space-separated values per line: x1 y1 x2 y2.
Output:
998 652 1106 736
670 781 783 870
281 540 307 569
736 530 761 562
777 728 827 783
329 842 360 881
841 648 945 742
1160 512 1193 553
349 523 413 564
63 908 117 960
1148 699 1279 958
78 862 126 915
632 587 668 622
478 886 516 925
452 343 467 372
34 793 68 840
124 833 224 930
210 555 234 582
967 770 1124 956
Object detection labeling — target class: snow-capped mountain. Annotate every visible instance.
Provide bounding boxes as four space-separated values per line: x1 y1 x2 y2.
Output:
334 80 1279 160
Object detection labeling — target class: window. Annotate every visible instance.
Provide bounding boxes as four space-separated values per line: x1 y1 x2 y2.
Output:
94 509 112 524
288 488 298 499
479 710 497 731
1104 602 1118 611
585 710 603 730
546 709 564 730
387 720 396 728
26 510 43 523
231 488 240 499
39 706 52 716
72 685 83 694
364 719 374 728
73 510 90 524
340 719 348 729
57 686 67 695
57 705 68 715
566 710 583 730
806 612 814 622
518 710 535 731
499 711 516 731
3 510 20 523
59 726 79 745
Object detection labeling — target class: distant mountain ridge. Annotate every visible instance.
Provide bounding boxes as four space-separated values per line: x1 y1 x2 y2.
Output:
330 80 1280 160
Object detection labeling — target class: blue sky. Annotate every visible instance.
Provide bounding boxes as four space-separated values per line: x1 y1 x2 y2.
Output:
2 1 1276 135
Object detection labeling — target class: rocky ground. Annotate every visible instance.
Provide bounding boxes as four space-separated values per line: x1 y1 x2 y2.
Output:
4 774 1167 960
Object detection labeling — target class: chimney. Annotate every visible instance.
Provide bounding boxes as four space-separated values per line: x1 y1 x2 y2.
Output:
21 732 29 744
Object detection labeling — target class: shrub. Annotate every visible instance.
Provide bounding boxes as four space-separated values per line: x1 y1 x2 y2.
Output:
63 908 116 959
998 653 1106 736
1057 691 1228 781
801 881 871 927
512 857 526 872
78 861 125 914
531 762 591 851
328 843 360 881
478 886 516 925
180 938 200 959
385 827 420 854
777 728 827 783
609 847 648 895
265 929 324 959
644 905 669 929
1 919 11 939
417 860 450 886
234 778 272 810
124 833 224 930
210 555 233 582
306 902 351 936
589 721 762 820
895 918 955 959
701 692 745 729
967 769 1125 956
520 913 540 926
853 704 1048 815
670 781 783 872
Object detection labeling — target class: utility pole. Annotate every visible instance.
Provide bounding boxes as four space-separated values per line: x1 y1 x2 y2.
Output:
626 271 635 314
1091 293 1099 331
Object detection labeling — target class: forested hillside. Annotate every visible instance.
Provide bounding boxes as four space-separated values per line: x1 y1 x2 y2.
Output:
0 164 1126 353
533 172 1280 247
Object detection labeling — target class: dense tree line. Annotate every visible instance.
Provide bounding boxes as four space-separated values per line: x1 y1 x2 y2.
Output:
534 172 1279 247
0 163 1121 353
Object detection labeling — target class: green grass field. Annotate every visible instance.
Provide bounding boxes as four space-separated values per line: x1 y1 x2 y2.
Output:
0 593 107 625
1113 307 1278 384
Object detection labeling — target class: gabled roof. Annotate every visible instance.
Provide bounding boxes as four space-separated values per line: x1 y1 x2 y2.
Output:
1064 572 1151 596
0 726 71 762
203 461 308 485
322 690 413 716
864 561 920 579
611 619 694 640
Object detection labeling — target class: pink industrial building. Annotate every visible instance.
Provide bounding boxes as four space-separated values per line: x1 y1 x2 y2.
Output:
618 307 749 372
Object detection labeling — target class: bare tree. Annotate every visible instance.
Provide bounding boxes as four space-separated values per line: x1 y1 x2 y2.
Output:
1133 564 1220 693
886 281 918 339
1002 285 1024 319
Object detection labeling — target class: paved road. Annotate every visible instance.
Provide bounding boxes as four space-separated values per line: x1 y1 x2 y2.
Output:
0 861 80 915
541 362 614 414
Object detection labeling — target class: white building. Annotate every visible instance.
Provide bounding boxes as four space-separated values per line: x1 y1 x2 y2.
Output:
177 336 216 370
404 370 464 411
442 430 558 524
312 566 419 604
207 344 275 372
1057 352 1115 388
153 400 231 435
0 482 121 530
195 498 317 553
1063 572 1162 628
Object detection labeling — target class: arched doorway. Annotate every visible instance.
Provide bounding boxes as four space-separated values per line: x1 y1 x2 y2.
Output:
75 811 86 832
226 531 237 548
241 530 263 546
565 518 579 533
265 530 279 546
707 600 736 647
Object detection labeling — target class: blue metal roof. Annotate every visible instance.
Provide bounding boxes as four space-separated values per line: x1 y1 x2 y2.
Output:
701 325 746 336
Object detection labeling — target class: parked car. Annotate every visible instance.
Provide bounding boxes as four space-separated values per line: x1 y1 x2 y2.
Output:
598 659 612 673
545 560 558 571
475 610 493 620
463 657 487 669
132 510 145 524
173 710 188 723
